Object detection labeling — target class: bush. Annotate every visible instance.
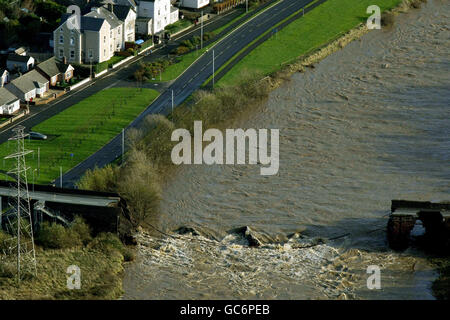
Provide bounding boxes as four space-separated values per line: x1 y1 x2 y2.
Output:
76 165 120 192
175 45 190 55
94 61 109 74
70 216 92 246
36 222 81 249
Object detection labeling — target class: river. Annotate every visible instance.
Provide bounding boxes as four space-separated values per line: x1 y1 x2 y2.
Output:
123 0 449 300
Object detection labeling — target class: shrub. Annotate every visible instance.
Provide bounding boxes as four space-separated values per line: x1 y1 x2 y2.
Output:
118 149 162 226
94 61 109 74
70 216 92 246
175 45 190 55
89 232 124 252
76 165 120 192
36 222 82 249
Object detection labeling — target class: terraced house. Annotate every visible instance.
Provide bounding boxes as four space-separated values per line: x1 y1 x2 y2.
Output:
54 5 136 64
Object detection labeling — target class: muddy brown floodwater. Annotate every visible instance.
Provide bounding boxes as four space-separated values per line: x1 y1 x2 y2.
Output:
123 0 449 299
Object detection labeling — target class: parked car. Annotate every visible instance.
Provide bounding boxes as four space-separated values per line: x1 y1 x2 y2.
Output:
29 132 47 140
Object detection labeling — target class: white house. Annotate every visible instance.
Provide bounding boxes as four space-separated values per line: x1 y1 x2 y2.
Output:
6 54 35 73
5 69 49 102
0 87 20 115
111 4 137 42
54 6 135 64
180 0 209 9
137 0 179 34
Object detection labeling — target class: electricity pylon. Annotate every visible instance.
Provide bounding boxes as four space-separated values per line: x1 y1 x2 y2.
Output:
4 125 37 283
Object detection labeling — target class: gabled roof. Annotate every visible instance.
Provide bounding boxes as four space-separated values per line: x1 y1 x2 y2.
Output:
112 4 135 21
81 16 107 31
8 70 48 94
0 87 19 106
36 57 72 78
7 53 33 63
86 7 122 29
59 12 107 32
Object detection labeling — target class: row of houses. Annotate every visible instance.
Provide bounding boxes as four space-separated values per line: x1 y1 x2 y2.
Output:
0 57 74 115
54 0 186 64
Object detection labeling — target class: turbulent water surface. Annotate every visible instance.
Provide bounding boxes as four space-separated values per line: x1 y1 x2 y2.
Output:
123 0 450 299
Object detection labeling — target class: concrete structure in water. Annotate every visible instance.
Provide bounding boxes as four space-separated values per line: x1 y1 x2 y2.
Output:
387 200 450 250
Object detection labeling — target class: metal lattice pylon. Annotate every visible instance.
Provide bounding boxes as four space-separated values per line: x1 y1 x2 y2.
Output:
3 125 37 282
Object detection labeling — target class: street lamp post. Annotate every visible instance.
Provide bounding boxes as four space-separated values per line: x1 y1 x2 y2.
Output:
122 128 125 165
171 90 174 114
89 57 93 79
200 11 204 49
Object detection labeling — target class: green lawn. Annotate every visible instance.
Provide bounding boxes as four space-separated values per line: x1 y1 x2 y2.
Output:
0 88 159 184
217 0 402 86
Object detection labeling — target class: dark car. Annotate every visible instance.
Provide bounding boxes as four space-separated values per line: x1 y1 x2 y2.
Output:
29 132 47 140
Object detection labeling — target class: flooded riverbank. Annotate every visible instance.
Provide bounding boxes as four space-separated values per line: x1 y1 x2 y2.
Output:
123 0 449 299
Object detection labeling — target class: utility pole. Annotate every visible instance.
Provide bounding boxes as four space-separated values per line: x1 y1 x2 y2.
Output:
89 57 93 79
212 49 215 88
4 126 37 283
37 147 40 176
121 128 125 165
246 0 248 13
200 10 204 49
171 90 174 114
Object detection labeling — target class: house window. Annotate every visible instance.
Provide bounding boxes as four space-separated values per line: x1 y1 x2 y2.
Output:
59 49 64 58
158 10 160 16
59 35 64 44
70 50 75 59
70 37 75 45
104 36 106 43
110 31 113 38
104 49 106 57
88 49 93 59
118 27 121 35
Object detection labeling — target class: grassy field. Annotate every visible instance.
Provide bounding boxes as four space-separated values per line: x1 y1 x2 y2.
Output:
0 88 159 184
217 0 402 86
